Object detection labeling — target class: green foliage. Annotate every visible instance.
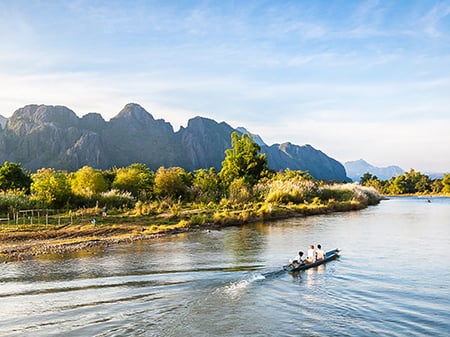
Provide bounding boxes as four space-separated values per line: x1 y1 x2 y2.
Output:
359 168 450 196
30 168 72 208
283 169 313 181
318 186 353 203
112 163 155 199
219 132 271 186
360 172 377 185
70 166 108 197
0 162 32 193
97 189 135 210
154 167 192 200
385 169 435 195
191 168 223 203
134 200 159 216
443 174 450 193
228 178 252 204
0 190 34 215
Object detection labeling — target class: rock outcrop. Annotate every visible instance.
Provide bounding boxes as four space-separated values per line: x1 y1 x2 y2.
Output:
0 103 350 181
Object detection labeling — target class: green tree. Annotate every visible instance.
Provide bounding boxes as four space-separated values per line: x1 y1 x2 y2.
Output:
0 161 32 192
154 167 192 199
70 166 108 197
192 168 222 203
30 168 72 207
415 174 431 194
112 163 154 200
431 179 443 193
442 174 450 193
360 172 377 185
219 132 270 186
389 174 406 194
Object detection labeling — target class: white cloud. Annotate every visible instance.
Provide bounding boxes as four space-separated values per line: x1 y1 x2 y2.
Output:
0 0 449 173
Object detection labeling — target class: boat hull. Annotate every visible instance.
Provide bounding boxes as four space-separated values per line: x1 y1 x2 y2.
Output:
283 248 340 272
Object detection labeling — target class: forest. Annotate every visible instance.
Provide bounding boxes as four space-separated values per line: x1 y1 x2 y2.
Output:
359 170 450 195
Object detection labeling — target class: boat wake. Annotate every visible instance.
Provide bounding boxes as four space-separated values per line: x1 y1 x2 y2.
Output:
216 273 266 299
215 268 286 299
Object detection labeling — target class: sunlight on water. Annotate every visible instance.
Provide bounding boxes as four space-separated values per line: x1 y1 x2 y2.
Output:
0 197 449 336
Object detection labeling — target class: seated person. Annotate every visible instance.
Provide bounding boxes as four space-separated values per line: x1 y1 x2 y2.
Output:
289 251 306 266
316 244 325 261
306 245 315 263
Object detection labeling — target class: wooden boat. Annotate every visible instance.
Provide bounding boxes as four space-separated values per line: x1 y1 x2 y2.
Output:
283 248 341 272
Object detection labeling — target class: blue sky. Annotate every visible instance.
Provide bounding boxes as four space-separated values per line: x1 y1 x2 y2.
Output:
0 0 449 173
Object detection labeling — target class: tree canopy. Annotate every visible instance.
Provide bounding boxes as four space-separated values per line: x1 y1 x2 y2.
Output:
112 163 154 199
219 132 271 186
70 166 108 197
30 168 72 207
0 162 31 192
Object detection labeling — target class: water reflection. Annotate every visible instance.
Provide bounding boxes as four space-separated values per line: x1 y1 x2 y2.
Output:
1 197 449 337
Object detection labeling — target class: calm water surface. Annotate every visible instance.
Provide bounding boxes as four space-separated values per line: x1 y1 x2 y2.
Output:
1 197 449 336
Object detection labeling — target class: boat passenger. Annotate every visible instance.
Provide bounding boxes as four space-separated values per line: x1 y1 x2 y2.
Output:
295 251 306 264
289 251 305 266
306 245 315 263
316 244 325 261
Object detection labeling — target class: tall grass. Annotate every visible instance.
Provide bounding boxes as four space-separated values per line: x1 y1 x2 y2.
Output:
256 177 319 204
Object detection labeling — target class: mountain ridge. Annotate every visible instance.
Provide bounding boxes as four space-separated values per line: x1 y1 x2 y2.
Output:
0 103 350 181
344 159 404 181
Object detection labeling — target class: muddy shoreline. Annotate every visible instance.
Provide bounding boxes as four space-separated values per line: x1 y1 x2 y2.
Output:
0 221 242 262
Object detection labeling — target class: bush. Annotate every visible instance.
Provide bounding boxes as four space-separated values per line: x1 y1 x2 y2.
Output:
97 189 135 210
228 178 252 204
0 190 34 215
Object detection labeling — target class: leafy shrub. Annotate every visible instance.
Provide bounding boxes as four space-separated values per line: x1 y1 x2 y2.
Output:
0 190 34 215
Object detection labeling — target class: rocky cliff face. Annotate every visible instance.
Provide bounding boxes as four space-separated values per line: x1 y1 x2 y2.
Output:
263 143 349 181
0 103 350 181
178 117 236 171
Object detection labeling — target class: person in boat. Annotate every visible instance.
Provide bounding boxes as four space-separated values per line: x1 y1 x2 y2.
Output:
306 245 315 263
289 251 305 266
315 244 325 261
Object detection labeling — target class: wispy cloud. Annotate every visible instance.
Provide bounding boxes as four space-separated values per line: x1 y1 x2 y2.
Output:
420 2 450 37
0 0 449 172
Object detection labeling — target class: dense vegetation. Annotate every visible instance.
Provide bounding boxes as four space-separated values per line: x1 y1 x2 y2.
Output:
359 170 450 195
0 133 381 229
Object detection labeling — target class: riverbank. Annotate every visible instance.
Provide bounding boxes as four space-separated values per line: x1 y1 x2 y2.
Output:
0 199 372 262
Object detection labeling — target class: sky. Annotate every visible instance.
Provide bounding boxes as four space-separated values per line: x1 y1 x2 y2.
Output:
0 0 449 173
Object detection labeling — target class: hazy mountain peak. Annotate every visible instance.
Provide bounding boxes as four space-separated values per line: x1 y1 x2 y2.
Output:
344 159 404 181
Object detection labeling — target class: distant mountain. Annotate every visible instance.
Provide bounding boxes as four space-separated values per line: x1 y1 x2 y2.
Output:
344 159 404 182
424 172 445 179
0 103 350 181
235 127 267 147
0 115 6 129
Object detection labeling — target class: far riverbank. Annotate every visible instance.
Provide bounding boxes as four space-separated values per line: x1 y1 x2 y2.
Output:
0 199 372 261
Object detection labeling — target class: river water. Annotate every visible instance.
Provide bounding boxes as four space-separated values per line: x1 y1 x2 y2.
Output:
1 197 449 336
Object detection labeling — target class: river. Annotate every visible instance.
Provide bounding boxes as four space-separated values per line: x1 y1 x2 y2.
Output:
1 196 449 336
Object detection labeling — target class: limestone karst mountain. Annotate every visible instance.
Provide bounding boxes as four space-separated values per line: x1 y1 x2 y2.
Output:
0 103 350 181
